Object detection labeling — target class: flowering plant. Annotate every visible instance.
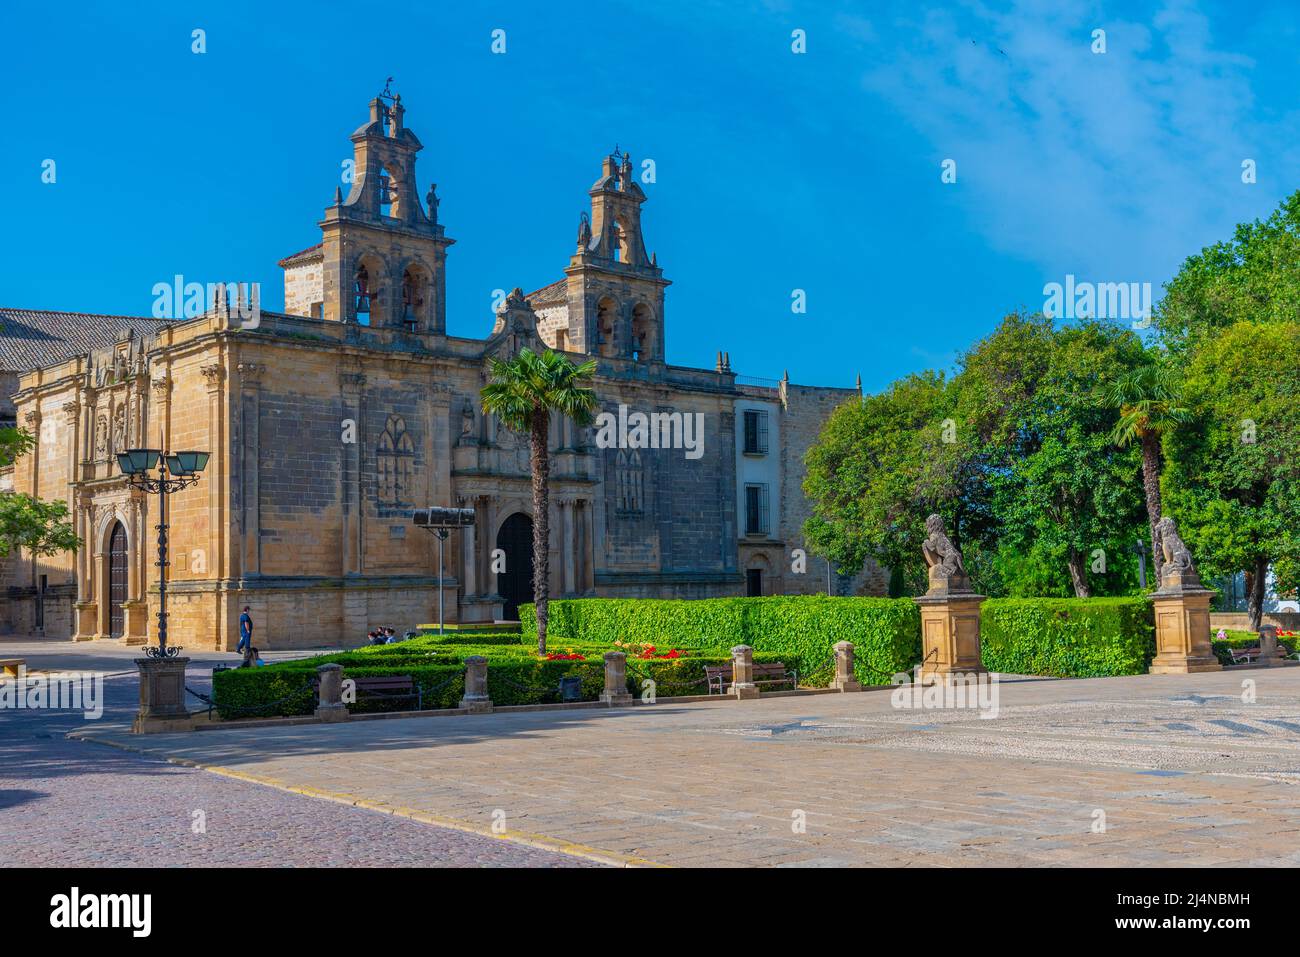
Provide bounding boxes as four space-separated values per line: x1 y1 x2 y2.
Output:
1216 629 1227 640
544 650 586 661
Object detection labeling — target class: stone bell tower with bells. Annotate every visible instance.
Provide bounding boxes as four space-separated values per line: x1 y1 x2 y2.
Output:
561 148 669 361
318 81 454 334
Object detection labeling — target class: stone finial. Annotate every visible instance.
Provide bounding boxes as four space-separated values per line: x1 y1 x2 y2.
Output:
856 374 862 393
716 351 725 372
921 514 971 596
1155 516 1200 591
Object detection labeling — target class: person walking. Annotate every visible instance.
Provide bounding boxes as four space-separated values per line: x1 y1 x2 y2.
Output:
237 606 254 654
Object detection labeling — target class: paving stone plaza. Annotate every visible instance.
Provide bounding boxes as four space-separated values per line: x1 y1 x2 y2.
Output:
6 639 1298 868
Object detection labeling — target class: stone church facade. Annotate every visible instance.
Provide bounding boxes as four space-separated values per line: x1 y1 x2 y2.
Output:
2 95 885 648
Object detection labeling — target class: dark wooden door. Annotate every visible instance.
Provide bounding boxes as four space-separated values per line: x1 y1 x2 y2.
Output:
109 522 128 639
496 512 534 620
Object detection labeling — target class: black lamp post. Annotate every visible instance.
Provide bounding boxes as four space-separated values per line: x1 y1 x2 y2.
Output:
413 506 476 635
117 448 209 658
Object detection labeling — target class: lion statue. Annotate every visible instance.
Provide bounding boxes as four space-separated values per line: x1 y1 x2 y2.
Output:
1156 516 1199 588
921 514 970 594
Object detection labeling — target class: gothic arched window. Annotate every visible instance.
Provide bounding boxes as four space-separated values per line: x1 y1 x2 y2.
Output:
377 414 415 505
615 450 643 514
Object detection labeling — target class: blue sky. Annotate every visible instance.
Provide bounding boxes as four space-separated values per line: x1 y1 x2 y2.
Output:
2 0 1297 390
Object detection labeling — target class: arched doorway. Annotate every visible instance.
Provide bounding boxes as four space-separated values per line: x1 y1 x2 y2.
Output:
496 512 534 620
108 521 128 639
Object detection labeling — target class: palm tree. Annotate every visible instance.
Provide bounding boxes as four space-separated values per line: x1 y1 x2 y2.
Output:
1106 361 1191 572
481 348 598 654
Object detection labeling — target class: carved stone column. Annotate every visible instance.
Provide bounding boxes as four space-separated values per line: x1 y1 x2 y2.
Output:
561 498 575 596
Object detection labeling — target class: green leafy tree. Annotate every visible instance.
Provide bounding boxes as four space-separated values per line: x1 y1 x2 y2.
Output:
481 348 598 654
964 317 1148 597
0 426 79 559
1163 321 1300 629
1106 359 1191 564
1158 190 1300 354
803 370 994 593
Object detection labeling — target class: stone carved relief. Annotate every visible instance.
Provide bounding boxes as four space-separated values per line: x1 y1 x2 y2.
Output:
94 415 108 459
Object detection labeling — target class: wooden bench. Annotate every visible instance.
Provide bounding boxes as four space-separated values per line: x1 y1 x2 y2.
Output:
0 658 25 677
314 674 422 711
705 662 796 695
1229 646 1262 665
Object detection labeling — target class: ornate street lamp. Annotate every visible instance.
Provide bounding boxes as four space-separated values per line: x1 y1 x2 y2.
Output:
117 448 209 658
413 506 476 635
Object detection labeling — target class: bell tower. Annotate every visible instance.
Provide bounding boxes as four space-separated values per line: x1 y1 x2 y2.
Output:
318 86 454 333
562 150 669 361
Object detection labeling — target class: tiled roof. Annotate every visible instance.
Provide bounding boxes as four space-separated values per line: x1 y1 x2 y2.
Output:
525 278 568 303
277 243 323 267
0 308 167 374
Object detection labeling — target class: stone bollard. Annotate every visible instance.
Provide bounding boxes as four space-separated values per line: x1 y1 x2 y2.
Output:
459 655 493 713
729 645 759 700
315 663 349 722
132 656 193 734
600 651 634 706
831 641 863 692
1259 625 1281 667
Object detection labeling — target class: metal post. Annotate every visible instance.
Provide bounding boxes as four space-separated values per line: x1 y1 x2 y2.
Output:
436 528 447 636
156 460 170 654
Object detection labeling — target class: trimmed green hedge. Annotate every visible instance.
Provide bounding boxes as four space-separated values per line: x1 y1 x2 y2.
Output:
521 596 921 683
979 597 1155 677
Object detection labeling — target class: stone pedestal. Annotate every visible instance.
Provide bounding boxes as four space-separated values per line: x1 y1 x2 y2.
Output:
1258 625 1282 667
729 645 759 700
315 663 349 721
72 601 98 642
914 593 986 682
600 651 633 706
831 641 863 692
132 656 192 733
1149 588 1222 674
459 655 493 713
121 600 151 645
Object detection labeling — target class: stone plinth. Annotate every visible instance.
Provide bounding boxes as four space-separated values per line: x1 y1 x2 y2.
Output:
1258 625 1282 667
831 640 863 692
459 655 493 713
730 645 759 700
600 651 633 706
914 593 986 682
1149 588 1221 674
315 663 349 721
133 656 192 733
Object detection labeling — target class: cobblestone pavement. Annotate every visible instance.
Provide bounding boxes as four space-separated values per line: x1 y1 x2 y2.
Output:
73 666 1300 867
0 639 595 867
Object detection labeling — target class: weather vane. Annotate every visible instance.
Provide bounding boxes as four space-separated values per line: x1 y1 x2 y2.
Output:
380 76 396 102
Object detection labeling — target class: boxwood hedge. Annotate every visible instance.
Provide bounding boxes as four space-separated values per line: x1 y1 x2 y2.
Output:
979 597 1155 677
520 595 921 683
